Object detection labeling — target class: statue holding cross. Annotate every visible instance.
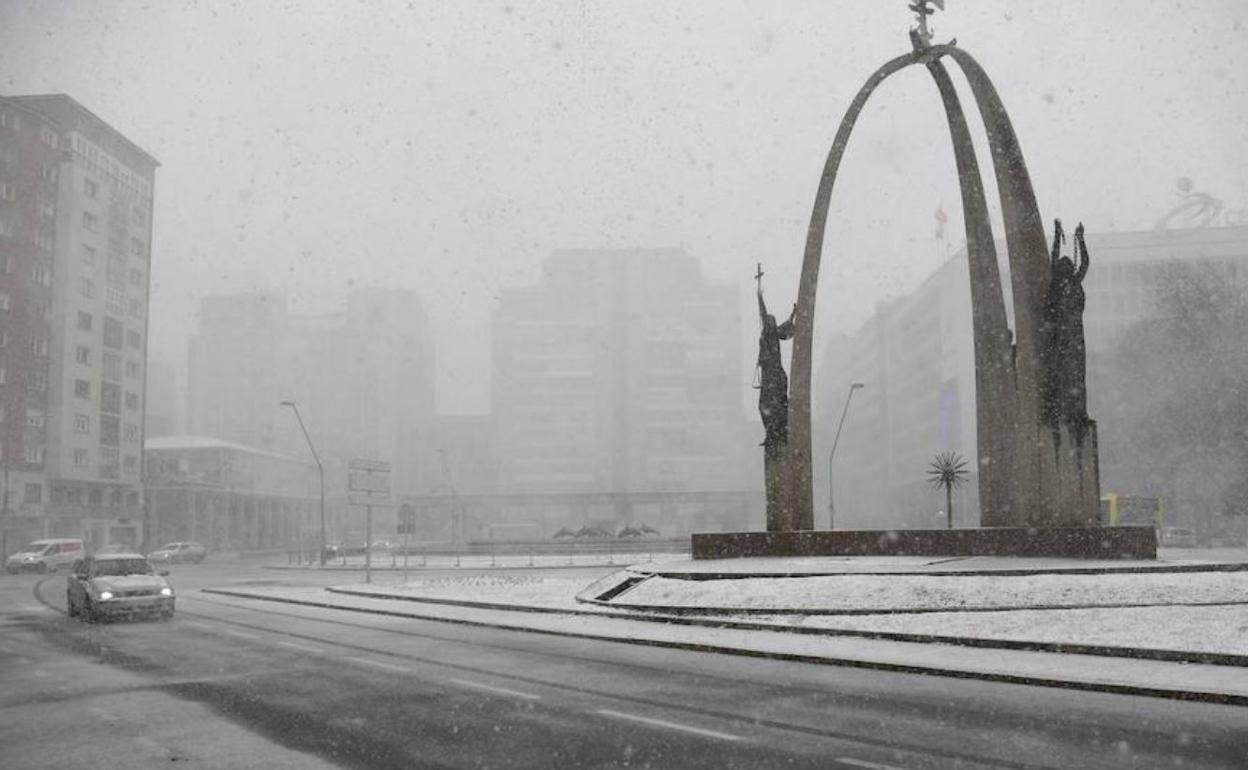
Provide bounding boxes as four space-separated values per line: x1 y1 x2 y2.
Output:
755 263 797 459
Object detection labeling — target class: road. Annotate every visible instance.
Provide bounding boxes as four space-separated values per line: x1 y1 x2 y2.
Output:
1 559 1245 769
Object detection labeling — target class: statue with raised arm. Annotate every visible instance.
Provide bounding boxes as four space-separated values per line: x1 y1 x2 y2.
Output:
756 267 796 459
1041 219 1091 426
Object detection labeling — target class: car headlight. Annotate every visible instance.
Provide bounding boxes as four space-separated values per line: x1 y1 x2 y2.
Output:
98 591 114 600
160 587 173 596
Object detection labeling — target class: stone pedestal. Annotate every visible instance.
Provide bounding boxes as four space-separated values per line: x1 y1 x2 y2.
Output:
693 525 1156 561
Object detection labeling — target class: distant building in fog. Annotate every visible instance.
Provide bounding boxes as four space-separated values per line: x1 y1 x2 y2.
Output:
0 95 157 553
144 359 179 438
492 248 755 535
818 224 1248 531
145 436 318 552
187 288 435 514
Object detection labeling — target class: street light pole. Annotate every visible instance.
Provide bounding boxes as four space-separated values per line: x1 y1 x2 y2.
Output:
828 382 865 530
281 400 325 565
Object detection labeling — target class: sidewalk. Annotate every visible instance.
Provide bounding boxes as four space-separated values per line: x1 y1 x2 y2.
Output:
203 559 1248 705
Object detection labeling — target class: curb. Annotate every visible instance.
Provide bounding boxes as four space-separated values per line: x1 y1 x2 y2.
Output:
328 585 1248 668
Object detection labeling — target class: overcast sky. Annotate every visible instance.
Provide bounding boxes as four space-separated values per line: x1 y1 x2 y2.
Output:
2 0 1245 415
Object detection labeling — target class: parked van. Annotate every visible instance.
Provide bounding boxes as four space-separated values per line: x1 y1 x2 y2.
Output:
5 539 86 574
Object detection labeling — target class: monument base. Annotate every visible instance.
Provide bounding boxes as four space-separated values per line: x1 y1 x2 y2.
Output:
692 526 1156 561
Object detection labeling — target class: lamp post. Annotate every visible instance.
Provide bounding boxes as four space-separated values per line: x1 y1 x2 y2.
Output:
281 400 325 565
828 382 865 529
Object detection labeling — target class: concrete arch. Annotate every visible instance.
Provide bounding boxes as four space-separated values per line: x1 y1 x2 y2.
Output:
784 45 1056 529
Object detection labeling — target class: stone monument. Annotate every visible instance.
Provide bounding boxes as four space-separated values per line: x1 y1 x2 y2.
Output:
694 0 1151 560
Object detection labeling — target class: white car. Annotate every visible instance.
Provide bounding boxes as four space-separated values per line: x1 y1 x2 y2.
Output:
5 539 85 574
66 554 175 622
147 542 206 564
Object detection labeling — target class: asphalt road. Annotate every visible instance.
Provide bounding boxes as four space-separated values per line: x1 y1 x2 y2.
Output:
1 560 1245 769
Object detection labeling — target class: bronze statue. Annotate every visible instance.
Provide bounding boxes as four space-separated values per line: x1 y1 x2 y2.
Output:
756 266 796 458
1041 219 1090 426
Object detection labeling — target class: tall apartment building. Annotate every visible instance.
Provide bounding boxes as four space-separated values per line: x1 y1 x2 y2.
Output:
187 288 435 508
818 224 1248 530
0 95 157 552
493 248 749 531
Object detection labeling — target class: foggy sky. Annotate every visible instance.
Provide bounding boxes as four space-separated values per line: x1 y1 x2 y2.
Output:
2 0 1245 415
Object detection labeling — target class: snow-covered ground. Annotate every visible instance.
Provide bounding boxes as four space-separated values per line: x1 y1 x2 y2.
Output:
609 570 1248 611
330 557 1248 657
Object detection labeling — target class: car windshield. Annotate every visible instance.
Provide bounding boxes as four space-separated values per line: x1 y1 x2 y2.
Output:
23 543 54 555
93 559 154 577
160 544 180 551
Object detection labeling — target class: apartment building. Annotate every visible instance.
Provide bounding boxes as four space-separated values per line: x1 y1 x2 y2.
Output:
0 94 157 552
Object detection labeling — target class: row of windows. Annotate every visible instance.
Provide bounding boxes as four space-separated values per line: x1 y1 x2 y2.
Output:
72 379 141 410
0 367 49 390
71 447 139 473
71 412 140 441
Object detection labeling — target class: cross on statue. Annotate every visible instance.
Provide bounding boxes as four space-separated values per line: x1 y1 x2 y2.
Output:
755 262 765 293
909 0 945 46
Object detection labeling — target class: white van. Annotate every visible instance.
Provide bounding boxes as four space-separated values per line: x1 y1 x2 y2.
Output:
5 539 86 574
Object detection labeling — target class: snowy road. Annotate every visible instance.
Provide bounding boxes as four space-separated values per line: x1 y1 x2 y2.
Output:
0 562 1244 769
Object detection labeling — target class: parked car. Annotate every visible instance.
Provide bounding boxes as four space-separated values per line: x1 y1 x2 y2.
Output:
146 542 206 564
66 554 175 622
1160 527 1198 548
5 539 85 574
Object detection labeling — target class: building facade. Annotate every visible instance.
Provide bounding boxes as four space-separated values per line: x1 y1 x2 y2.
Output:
145 436 319 552
0 94 156 554
492 248 755 536
819 224 1248 531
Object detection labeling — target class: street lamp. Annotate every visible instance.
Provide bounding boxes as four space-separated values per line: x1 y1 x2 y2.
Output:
828 382 865 529
281 400 325 565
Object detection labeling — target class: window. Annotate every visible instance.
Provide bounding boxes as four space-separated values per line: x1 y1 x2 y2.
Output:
128 267 144 287
106 256 125 287
39 127 57 148
0 330 7 347
74 414 90 434
74 379 90 399
80 278 94 299
77 311 93 331
73 448 89 468
124 391 139 411
76 345 91 365
103 316 123 348
24 482 42 504
28 371 46 391
123 455 138 473
81 244 96 264
126 329 141 348
2 254 11 274
130 237 145 259
31 262 51 286
82 212 97 232
124 423 138 444
0 110 17 130
22 444 43 464
102 352 121 382
132 207 146 227
0 183 15 201
125 361 141 379
25 411 45 428
106 286 124 314
83 177 98 199
127 298 143 318
30 338 48 357
100 414 120 446
0 292 8 310
40 164 57 183
33 301 50 320
0 367 5 384
101 382 121 413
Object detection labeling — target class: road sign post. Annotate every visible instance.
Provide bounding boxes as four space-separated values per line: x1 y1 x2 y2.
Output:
348 459 391 585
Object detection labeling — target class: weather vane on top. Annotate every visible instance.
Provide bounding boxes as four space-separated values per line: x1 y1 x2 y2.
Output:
909 0 946 48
